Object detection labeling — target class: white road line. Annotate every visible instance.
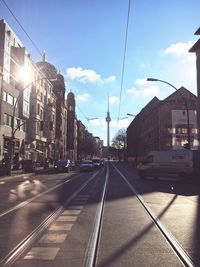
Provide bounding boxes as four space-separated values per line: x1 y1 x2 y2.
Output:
49 223 73 231
56 215 77 222
39 233 67 243
62 210 81 215
68 205 84 210
24 247 59 260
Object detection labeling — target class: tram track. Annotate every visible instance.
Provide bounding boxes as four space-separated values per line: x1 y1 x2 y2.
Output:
112 163 194 267
0 169 103 266
83 162 195 267
1 162 197 266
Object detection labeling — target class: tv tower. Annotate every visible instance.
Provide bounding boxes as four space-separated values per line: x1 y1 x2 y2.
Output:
105 96 111 147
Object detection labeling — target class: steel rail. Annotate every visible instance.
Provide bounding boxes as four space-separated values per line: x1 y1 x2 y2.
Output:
83 163 108 267
112 163 195 267
1 171 100 266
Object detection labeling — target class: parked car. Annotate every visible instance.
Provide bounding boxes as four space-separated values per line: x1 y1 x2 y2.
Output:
54 159 71 173
80 160 94 172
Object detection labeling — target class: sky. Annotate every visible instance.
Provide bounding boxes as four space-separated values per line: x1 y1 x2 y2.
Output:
0 0 199 145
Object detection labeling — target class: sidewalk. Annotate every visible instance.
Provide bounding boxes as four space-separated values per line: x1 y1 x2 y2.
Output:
0 165 55 181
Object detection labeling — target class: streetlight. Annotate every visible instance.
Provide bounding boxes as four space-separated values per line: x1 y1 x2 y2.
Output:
127 113 136 117
87 117 98 122
147 78 191 149
8 76 57 175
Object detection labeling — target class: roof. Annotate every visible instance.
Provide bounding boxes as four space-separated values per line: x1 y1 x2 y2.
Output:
194 27 200 35
189 38 200 52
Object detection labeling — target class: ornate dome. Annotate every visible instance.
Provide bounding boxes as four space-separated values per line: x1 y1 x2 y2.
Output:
67 92 75 99
36 61 57 78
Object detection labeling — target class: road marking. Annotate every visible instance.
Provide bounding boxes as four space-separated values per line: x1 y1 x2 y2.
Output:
39 233 67 243
62 210 81 215
56 215 77 222
68 205 84 210
49 223 73 231
24 247 59 260
72 200 87 205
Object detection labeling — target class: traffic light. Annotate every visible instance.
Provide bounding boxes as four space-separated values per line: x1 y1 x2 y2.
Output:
183 143 190 149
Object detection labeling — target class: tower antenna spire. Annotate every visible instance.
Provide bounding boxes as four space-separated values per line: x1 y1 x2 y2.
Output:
105 95 111 148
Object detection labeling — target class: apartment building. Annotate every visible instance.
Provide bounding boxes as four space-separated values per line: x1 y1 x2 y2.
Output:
0 19 56 165
0 19 29 163
127 87 198 162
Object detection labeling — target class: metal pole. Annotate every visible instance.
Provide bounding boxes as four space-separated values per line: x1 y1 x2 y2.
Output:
147 78 191 149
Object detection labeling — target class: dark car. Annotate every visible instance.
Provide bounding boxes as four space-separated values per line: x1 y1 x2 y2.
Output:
54 160 71 173
92 158 102 169
80 160 94 172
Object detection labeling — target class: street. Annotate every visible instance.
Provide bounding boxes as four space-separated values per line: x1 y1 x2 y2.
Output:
0 162 200 266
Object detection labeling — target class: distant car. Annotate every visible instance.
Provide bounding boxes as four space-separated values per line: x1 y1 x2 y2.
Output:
80 160 94 172
54 159 71 173
92 158 101 169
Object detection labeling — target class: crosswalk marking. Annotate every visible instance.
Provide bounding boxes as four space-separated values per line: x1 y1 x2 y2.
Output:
23 193 90 262
49 223 73 231
62 210 81 215
24 247 60 260
39 233 67 243
56 215 77 222
68 205 84 210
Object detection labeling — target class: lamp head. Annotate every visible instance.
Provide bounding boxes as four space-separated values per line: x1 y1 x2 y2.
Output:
147 78 158 82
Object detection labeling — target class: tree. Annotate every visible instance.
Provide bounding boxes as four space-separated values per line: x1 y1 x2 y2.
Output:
111 128 127 161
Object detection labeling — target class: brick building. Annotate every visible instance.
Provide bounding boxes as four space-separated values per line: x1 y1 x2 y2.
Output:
127 87 198 163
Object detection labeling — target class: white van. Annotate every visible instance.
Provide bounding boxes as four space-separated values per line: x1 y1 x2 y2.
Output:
137 150 200 179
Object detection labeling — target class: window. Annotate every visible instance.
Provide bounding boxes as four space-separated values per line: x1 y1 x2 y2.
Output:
7 94 14 105
142 155 153 164
3 91 7 101
4 113 12 127
37 103 40 115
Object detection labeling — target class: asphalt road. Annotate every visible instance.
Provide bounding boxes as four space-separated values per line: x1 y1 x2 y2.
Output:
0 162 199 266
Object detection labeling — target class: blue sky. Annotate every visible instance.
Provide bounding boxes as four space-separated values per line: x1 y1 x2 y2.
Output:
0 0 199 145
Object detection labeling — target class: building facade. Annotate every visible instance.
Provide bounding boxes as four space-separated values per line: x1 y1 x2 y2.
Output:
189 27 200 147
127 87 198 163
0 19 30 163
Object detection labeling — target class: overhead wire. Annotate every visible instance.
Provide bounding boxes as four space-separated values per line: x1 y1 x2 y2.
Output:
1 0 43 58
117 0 131 123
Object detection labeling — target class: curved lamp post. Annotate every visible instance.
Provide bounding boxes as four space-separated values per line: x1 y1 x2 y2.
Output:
147 78 191 149
8 76 57 175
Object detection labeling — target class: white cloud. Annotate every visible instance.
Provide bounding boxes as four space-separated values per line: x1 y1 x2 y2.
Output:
104 75 116 83
163 41 196 94
109 96 119 105
66 67 116 84
163 41 194 56
127 85 160 98
76 93 91 103
135 78 149 86
111 119 129 128
66 67 102 83
89 119 106 127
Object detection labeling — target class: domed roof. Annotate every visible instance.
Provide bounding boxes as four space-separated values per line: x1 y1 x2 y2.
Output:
67 92 75 99
36 61 57 78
